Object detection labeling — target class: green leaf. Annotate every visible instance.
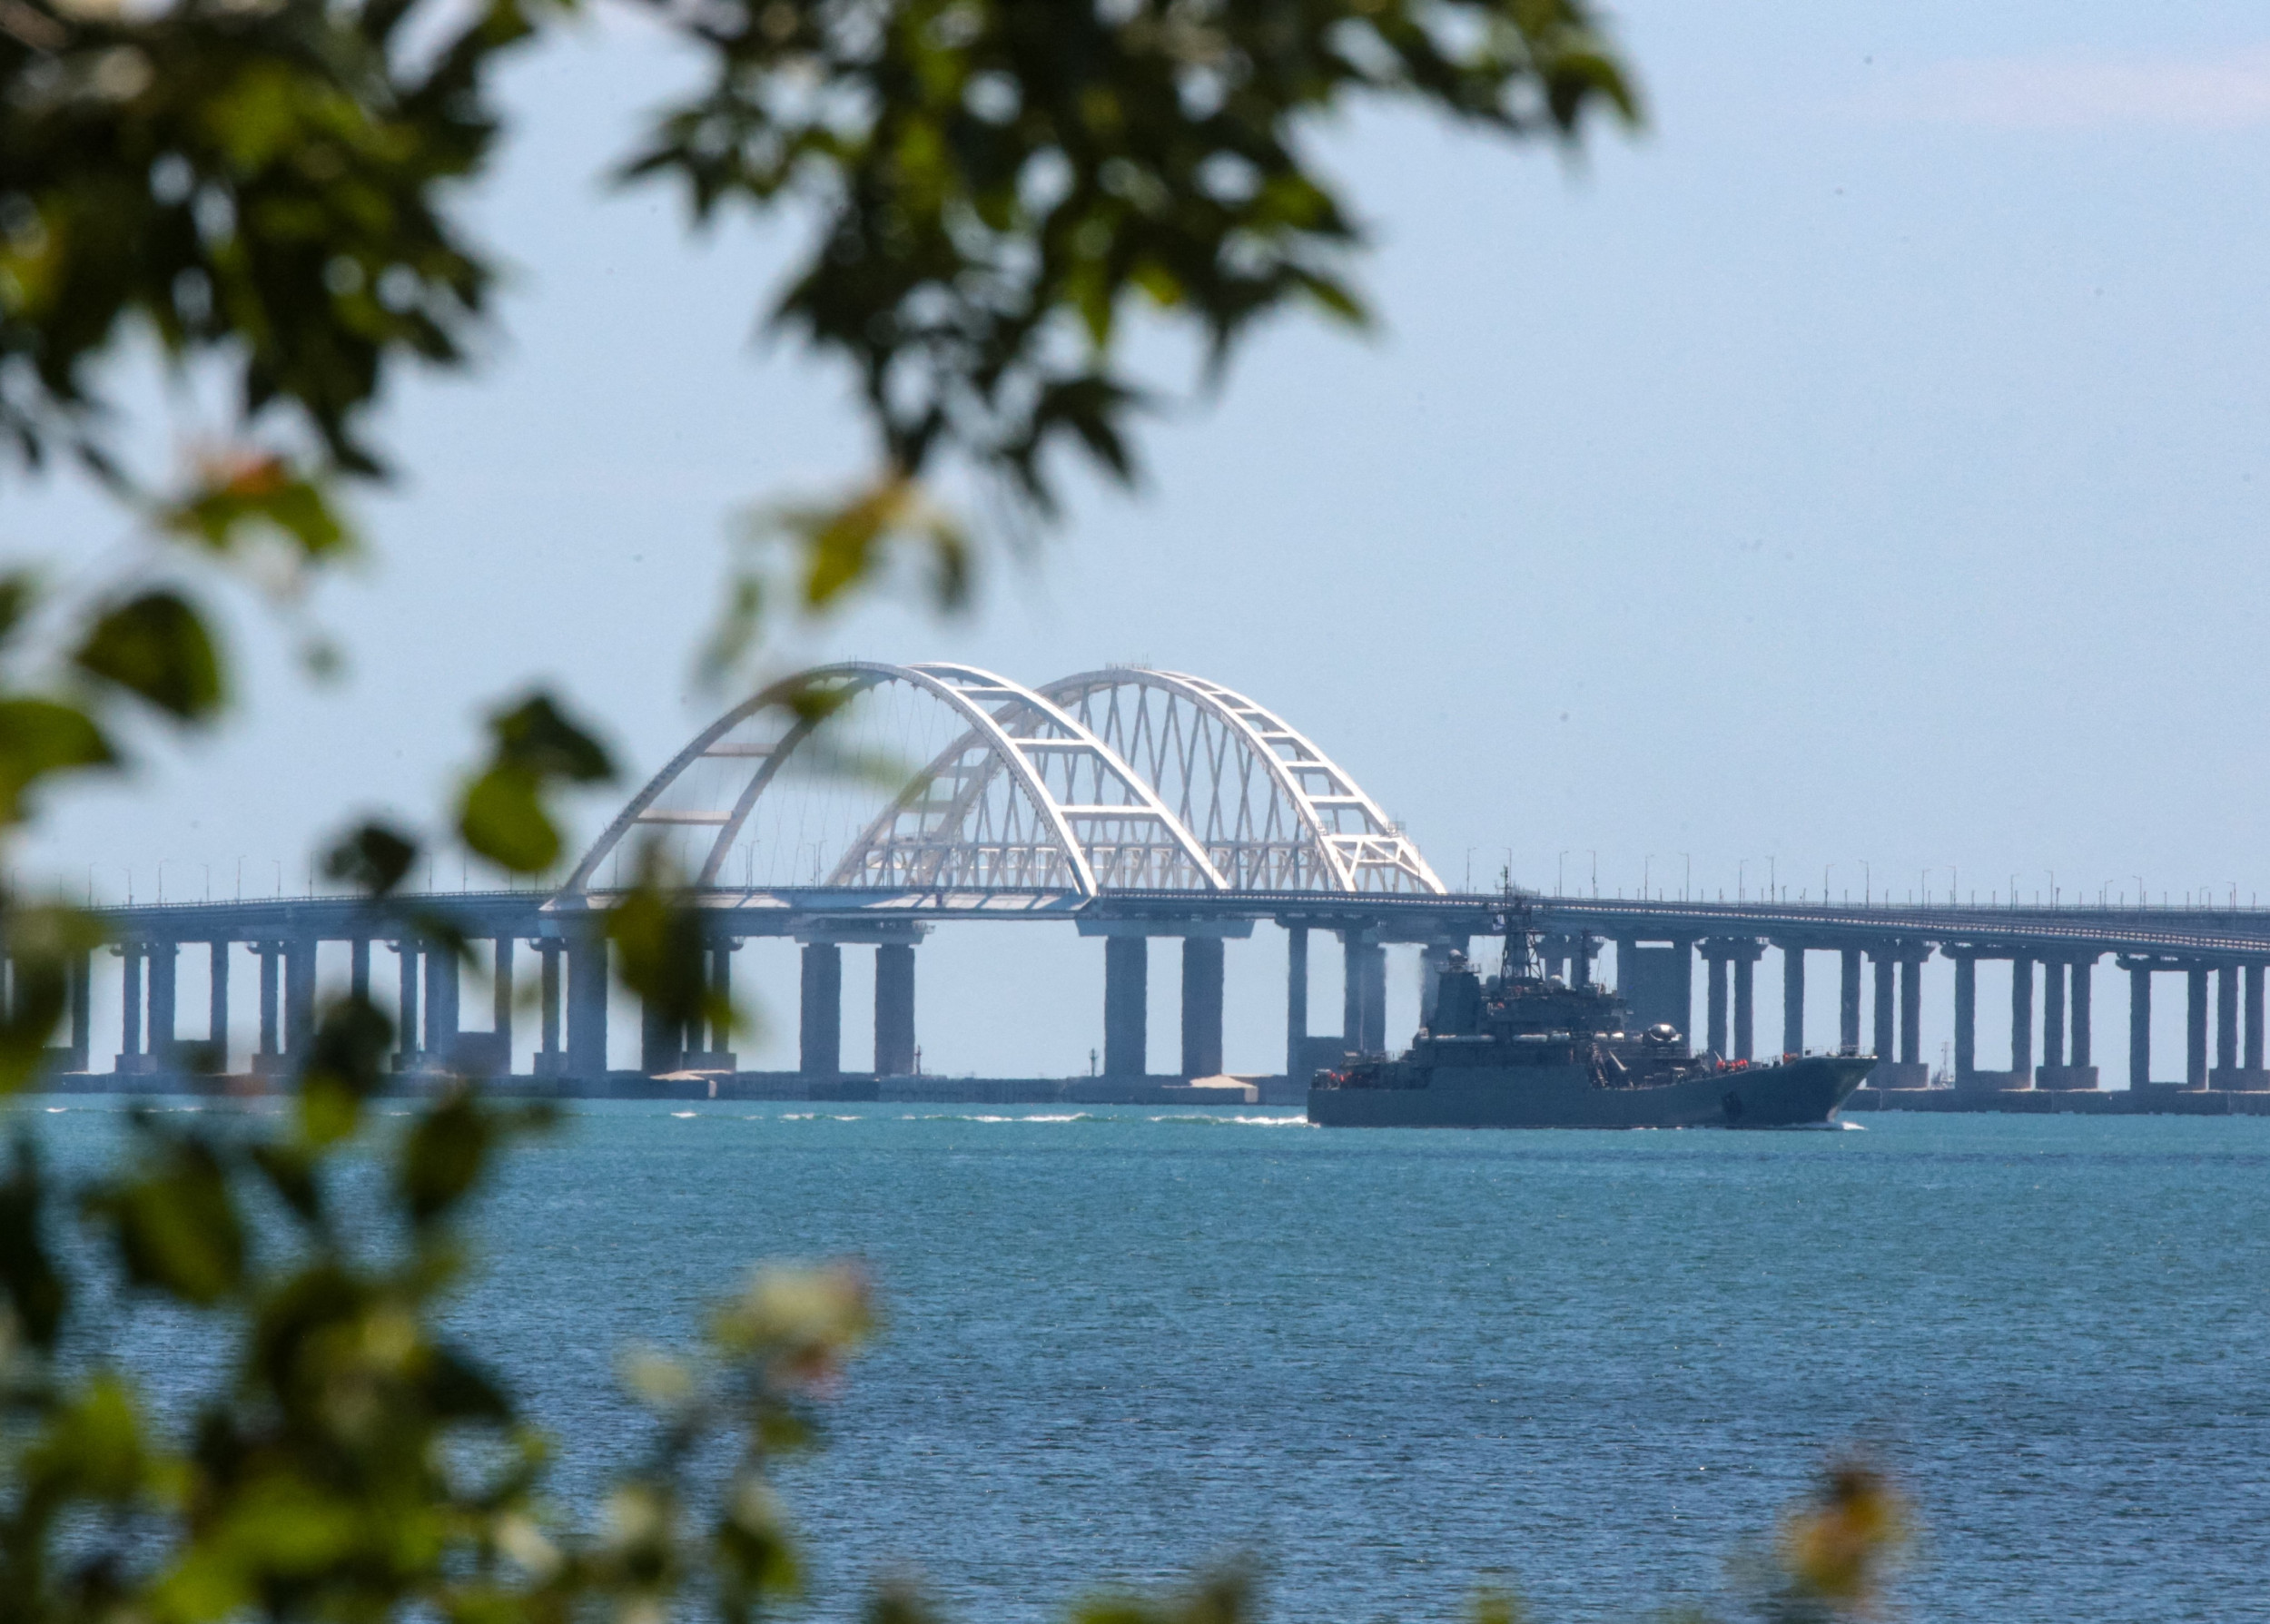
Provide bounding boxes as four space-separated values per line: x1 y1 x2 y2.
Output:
489 693 613 782
0 1132 64 1350
0 697 114 824
86 1127 247 1307
322 820 419 897
161 453 354 562
459 763 558 873
72 589 226 722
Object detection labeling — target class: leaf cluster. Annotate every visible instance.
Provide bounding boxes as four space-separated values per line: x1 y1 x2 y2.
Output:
626 0 1637 517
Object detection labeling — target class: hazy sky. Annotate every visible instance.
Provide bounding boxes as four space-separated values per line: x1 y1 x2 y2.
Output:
16 3 2270 1078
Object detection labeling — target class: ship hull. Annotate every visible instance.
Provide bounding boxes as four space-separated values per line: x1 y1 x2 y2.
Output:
1307 1055 1874 1129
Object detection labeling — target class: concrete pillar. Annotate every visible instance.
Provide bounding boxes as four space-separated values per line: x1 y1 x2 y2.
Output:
493 937 516 1060
2010 957 2034 1078
1732 954 1754 1060
259 944 281 1059
2217 964 2240 1073
538 942 563 1070
2072 960 2093 1068
1839 949 1861 1054
799 942 842 1077
1871 952 1894 1060
2186 966 2209 1087
1181 936 1226 1078
1899 957 1923 1064
285 937 317 1058
422 943 456 1060
1571 935 1595 991
1284 924 1309 1078
1781 945 1804 1055
2043 960 2067 1070
1359 942 1387 1054
119 944 143 1062
67 950 91 1070
1341 930 1364 1047
565 932 607 1080
1104 936 1148 1076
1953 955 1976 1083
875 943 916 1076
207 940 229 1071
640 996 682 1076
396 941 419 1067
2129 966 2151 1089
1706 954 1729 1057
148 941 176 1068
706 942 733 1054
2248 965 2265 1072
350 937 370 1004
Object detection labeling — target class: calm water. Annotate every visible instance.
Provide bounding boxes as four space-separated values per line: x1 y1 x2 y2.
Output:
38 1102 2270 1620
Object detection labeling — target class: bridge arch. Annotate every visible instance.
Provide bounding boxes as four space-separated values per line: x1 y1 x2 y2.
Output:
560 662 1225 900
1037 668 1444 895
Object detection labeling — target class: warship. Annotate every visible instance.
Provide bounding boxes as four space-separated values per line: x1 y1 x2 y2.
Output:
1308 912 1874 1129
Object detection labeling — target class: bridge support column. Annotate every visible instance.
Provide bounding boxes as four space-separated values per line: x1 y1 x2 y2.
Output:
1705 953 1728 1057
286 936 317 1062
493 937 516 1064
2043 960 2067 1071
640 997 683 1077
116 944 143 1070
2186 966 2209 1087
1359 941 1387 1053
1899 955 1923 1066
2248 966 2266 1072
1952 953 1976 1084
565 931 607 1081
148 941 177 1070
1732 953 1754 1060
350 938 370 1005
258 943 282 1072
1840 949 1861 1054
1284 925 1308 1078
1571 934 1597 992
1780 945 1804 1056
875 943 916 1077
799 943 842 1078
422 941 457 1067
1180 937 1225 1078
1104 936 1147 1077
207 941 230 1073
536 941 564 1076
2072 960 2093 1068
2010 957 2034 1080
394 941 419 1070
2217 964 2240 1076
2129 964 2152 1088
1871 950 1895 1065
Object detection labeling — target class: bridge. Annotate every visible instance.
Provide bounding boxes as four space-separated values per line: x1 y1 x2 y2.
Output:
49 662 2270 1107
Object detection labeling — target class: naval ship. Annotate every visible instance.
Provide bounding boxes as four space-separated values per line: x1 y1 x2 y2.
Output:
1308 918 1874 1129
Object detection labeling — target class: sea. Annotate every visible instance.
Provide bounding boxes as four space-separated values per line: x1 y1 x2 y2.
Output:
33 1101 2270 1622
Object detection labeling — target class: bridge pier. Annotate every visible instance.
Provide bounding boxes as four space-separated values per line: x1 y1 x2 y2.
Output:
114 943 143 1072
876 942 917 1076
1614 936 1693 1036
148 940 177 1069
1285 924 1309 1078
799 942 842 1078
1695 939 1763 1059
256 942 284 1074
565 928 608 1081
2187 966 2209 1087
1103 936 1146 1077
1840 949 1861 1054
536 940 565 1077
1779 943 1804 1055
1181 937 1225 1078
2128 961 2153 1088
1951 951 1976 1083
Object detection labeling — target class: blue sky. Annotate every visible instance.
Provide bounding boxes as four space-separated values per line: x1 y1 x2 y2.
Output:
15 4 2270 1076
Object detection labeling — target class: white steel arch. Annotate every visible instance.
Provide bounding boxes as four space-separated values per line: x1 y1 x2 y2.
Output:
1039 668 1445 895
560 662 1224 900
